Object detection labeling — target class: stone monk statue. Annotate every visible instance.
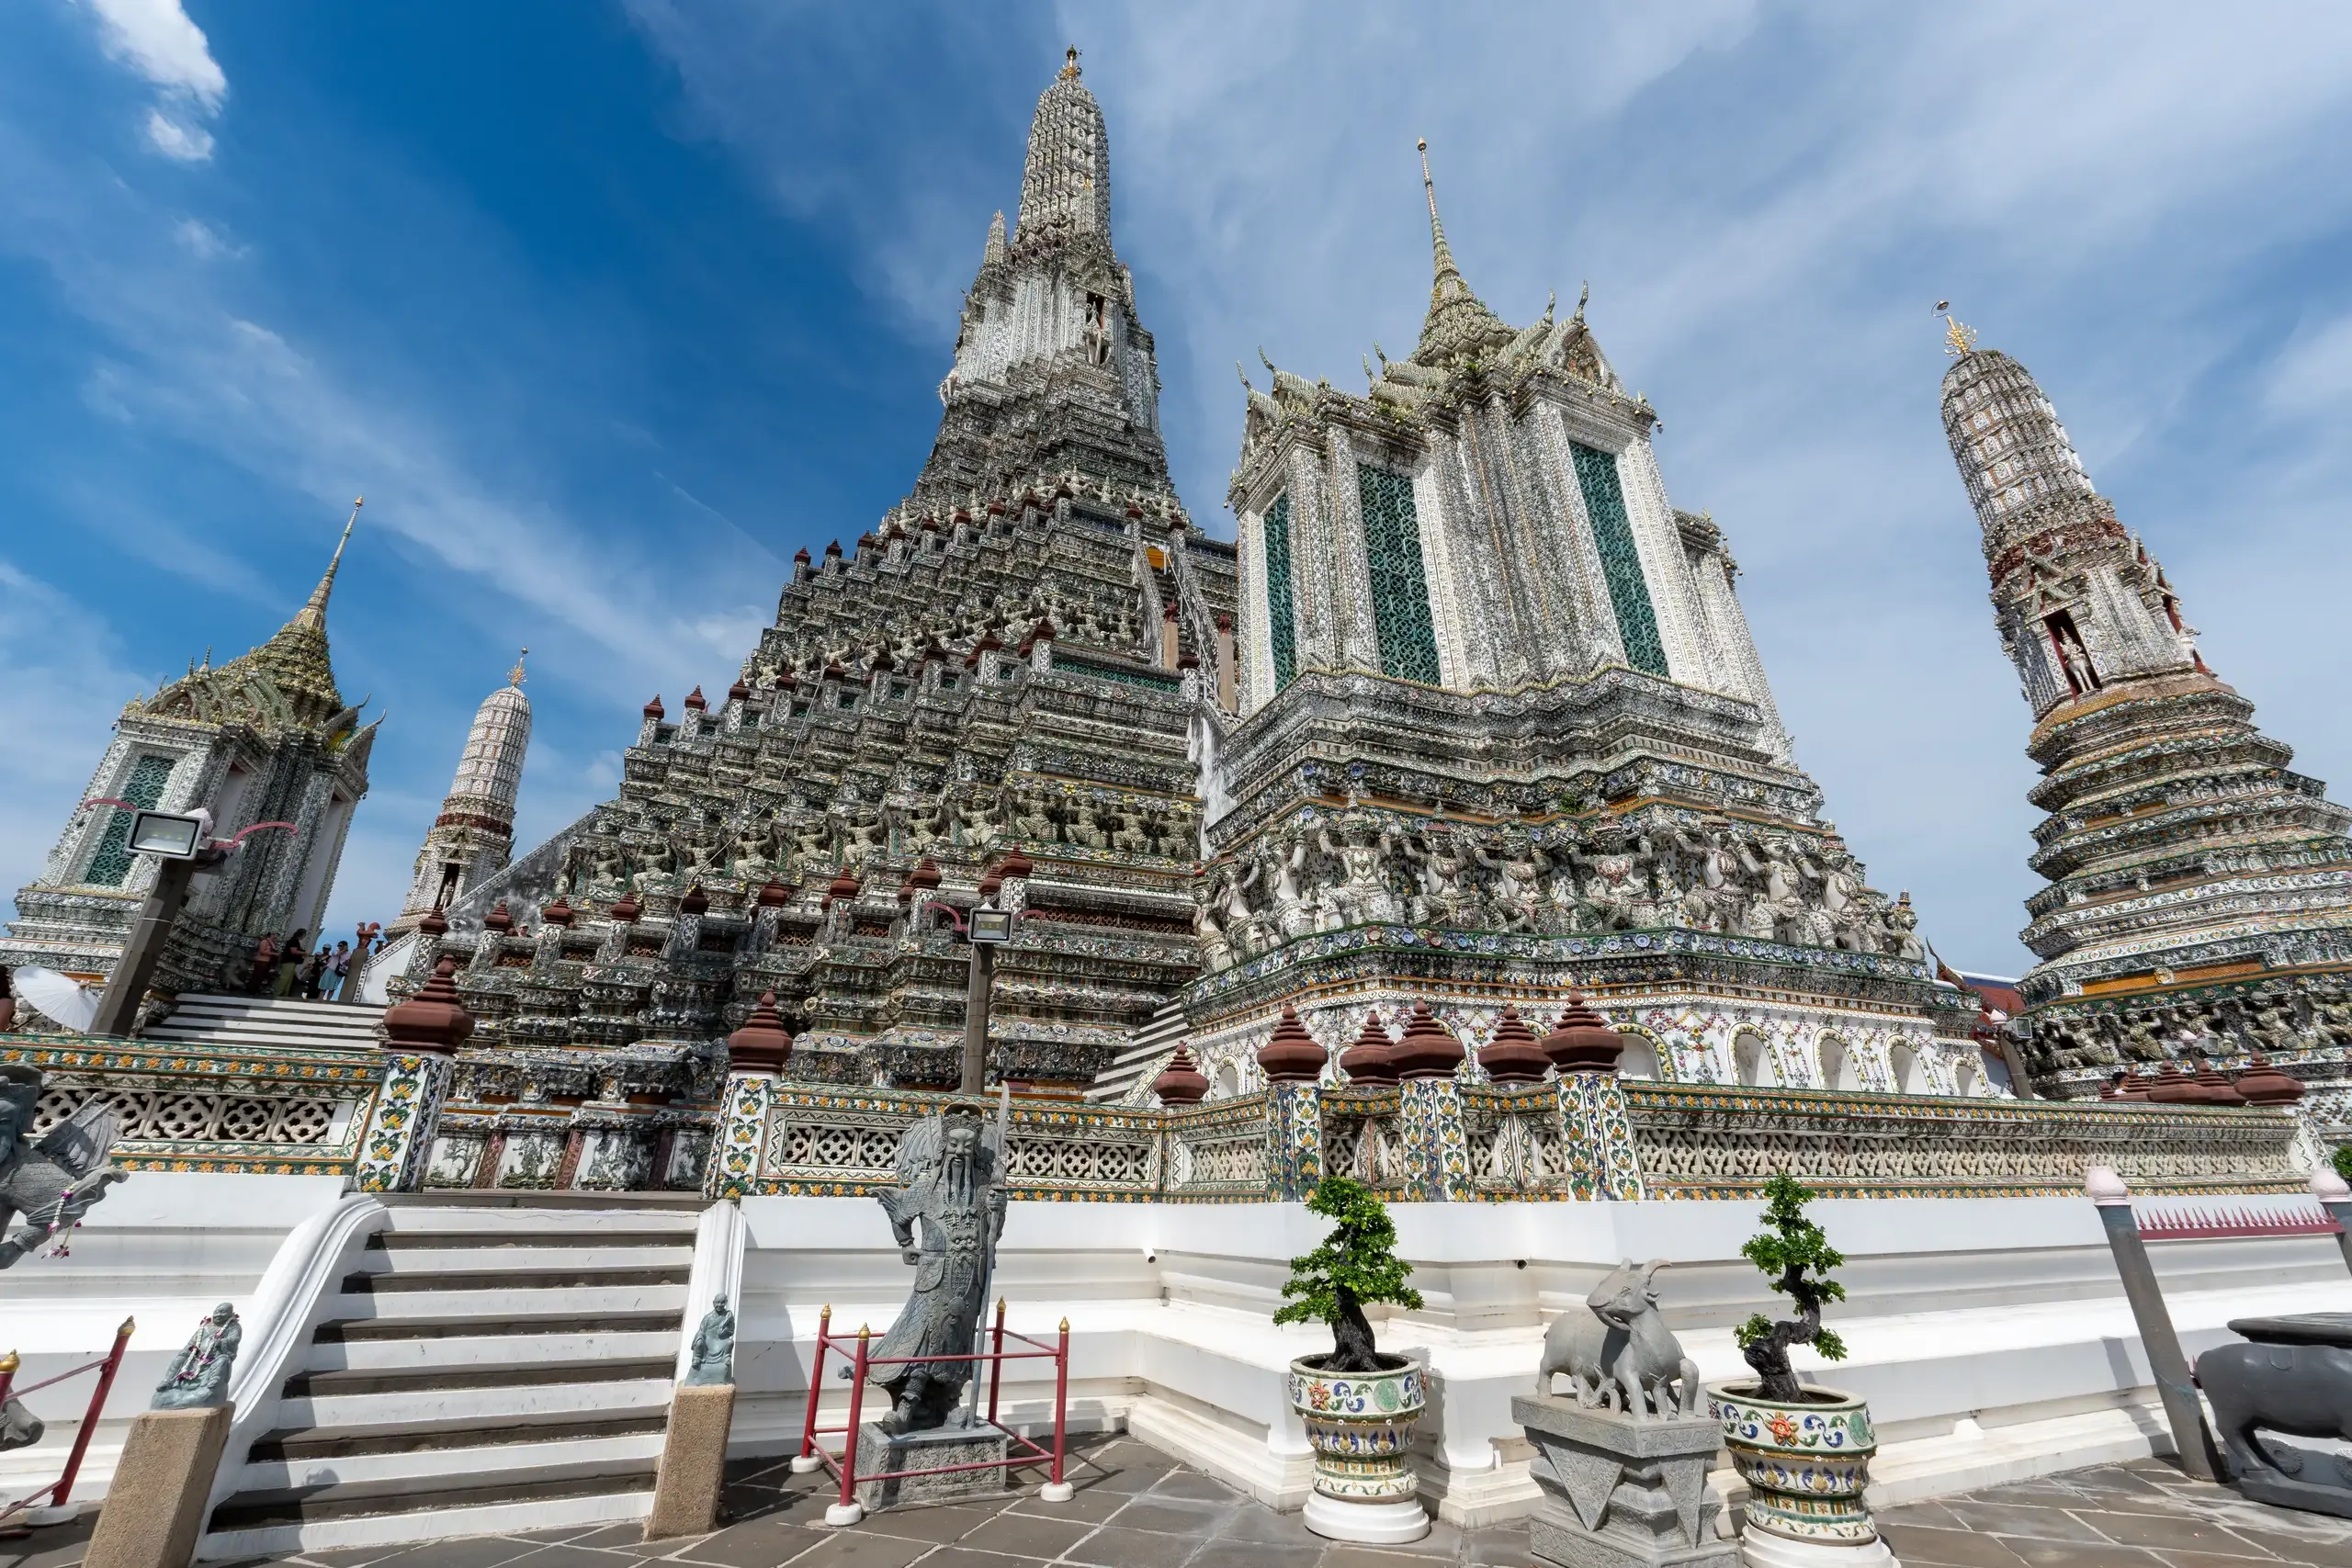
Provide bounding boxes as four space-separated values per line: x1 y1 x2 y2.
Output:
153 1303 241 1410
852 1110 1007 1434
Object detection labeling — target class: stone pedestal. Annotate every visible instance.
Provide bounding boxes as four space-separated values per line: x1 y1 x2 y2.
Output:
1513 1394 1737 1568
853 1420 1008 1510
83 1406 233 1568
643 1382 736 1540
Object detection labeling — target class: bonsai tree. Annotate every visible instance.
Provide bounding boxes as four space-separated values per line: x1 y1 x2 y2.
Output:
1733 1173 1849 1402
1274 1175 1424 1372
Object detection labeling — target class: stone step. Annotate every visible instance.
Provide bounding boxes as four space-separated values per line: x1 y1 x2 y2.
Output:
268 1374 674 1438
227 1428 664 1500
369 1225 696 1249
349 1244 692 1278
202 1486 653 1559
336 1263 690 1295
207 1462 658 1536
304 1329 677 1377
315 1311 684 1345
320 1283 688 1324
249 1410 671 1464
283 1358 676 1399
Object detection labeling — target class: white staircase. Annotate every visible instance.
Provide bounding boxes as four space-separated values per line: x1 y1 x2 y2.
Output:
1085 999 1190 1104
198 1195 703 1558
146 994 385 1052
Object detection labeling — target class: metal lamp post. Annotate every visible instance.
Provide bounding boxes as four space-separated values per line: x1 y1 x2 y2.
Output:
88 811 216 1039
961 905 1012 1093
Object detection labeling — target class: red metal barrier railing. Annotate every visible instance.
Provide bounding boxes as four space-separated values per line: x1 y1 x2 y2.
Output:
796 1298 1069 1522
0 1318 136 1525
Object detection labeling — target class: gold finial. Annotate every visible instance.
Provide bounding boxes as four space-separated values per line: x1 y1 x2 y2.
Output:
1059 1316 1071 1333
119 1315 136 1335
1060 46 1080 80
1942 311 1977 358
0 1349 17 1374
510 648 528 687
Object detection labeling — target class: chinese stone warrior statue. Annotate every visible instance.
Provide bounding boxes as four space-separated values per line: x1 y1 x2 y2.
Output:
0 1065 126 1269
860 1109 1007 1433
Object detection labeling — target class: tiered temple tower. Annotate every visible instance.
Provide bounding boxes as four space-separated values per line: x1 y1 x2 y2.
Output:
0 509 377 1017
383 52 1240 1190
1195 145 1980 1104
1940 321 2352 1117
389 655 533 937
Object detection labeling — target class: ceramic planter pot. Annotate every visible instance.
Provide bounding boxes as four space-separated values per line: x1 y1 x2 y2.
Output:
1286 1355 1429 1543
1709 1382 1890 1561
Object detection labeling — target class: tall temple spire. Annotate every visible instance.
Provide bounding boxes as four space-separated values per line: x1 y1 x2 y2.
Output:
509 647 528 687
1408 140 1512 367
917 50 1169 509
294 496 362 634
1941 332 2352 1108
1015 46 1113 246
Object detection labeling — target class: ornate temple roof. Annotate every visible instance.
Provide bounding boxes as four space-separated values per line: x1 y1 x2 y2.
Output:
1408 141 1515 368
135 502 360 738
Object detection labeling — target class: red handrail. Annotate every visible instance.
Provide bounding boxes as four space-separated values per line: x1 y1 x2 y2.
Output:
0 1317 135 1522
799 1302 1072 1518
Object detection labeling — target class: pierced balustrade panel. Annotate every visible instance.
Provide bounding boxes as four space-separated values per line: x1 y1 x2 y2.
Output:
1461 1083 1571 1197
1317 1087 1407 1198
1623 1082 2305 1199
6 1034 382 1176
755 1085 1166 1200
1164 1092 1272 1201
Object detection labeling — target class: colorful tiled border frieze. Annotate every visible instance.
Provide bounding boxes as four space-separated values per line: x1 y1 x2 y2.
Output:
4 1031 384 1177
1622 1080 2305 1199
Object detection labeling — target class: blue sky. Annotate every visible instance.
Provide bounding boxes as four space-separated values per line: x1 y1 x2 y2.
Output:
5 2 2351 974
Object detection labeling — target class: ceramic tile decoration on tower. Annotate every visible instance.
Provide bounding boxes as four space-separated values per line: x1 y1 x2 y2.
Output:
1203 141 1981 1114
1939 318 2352 1142
387 655 533 939
0 506 377 1022
6 53 2347 1551
372 49 1242 1188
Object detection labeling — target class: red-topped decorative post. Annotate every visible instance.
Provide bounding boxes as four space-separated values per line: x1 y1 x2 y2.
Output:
708 992 793 1200
1258 1004 1328 1199
1391 1002 1469 1201
1152 1045 1209 1106
355 953 473 1192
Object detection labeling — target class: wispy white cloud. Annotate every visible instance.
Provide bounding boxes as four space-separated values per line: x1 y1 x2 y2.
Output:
629 2 2352 966
143 107 212 163
2266 313 2352 418
78 0 226 160
0 560 154 907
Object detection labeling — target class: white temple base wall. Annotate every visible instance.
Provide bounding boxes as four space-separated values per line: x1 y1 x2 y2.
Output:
727 1194 2347 1528
12 1179 2343 1531
0 1174 347 1511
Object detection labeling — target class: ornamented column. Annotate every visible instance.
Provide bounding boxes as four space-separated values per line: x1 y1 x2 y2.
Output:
1390 1003 1470 1201
707 991 792 1200
1255 1005 1327 1200
354 954 473 1193
1543 992 1641 1201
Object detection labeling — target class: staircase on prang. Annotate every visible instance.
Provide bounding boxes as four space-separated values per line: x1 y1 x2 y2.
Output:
198 1194 701 1558
144 994 386 1052
1084 998 1191 1104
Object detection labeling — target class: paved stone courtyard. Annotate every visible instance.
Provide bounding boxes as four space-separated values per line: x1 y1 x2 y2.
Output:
1877 1455 2352 1568
7 1442 2352 1568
